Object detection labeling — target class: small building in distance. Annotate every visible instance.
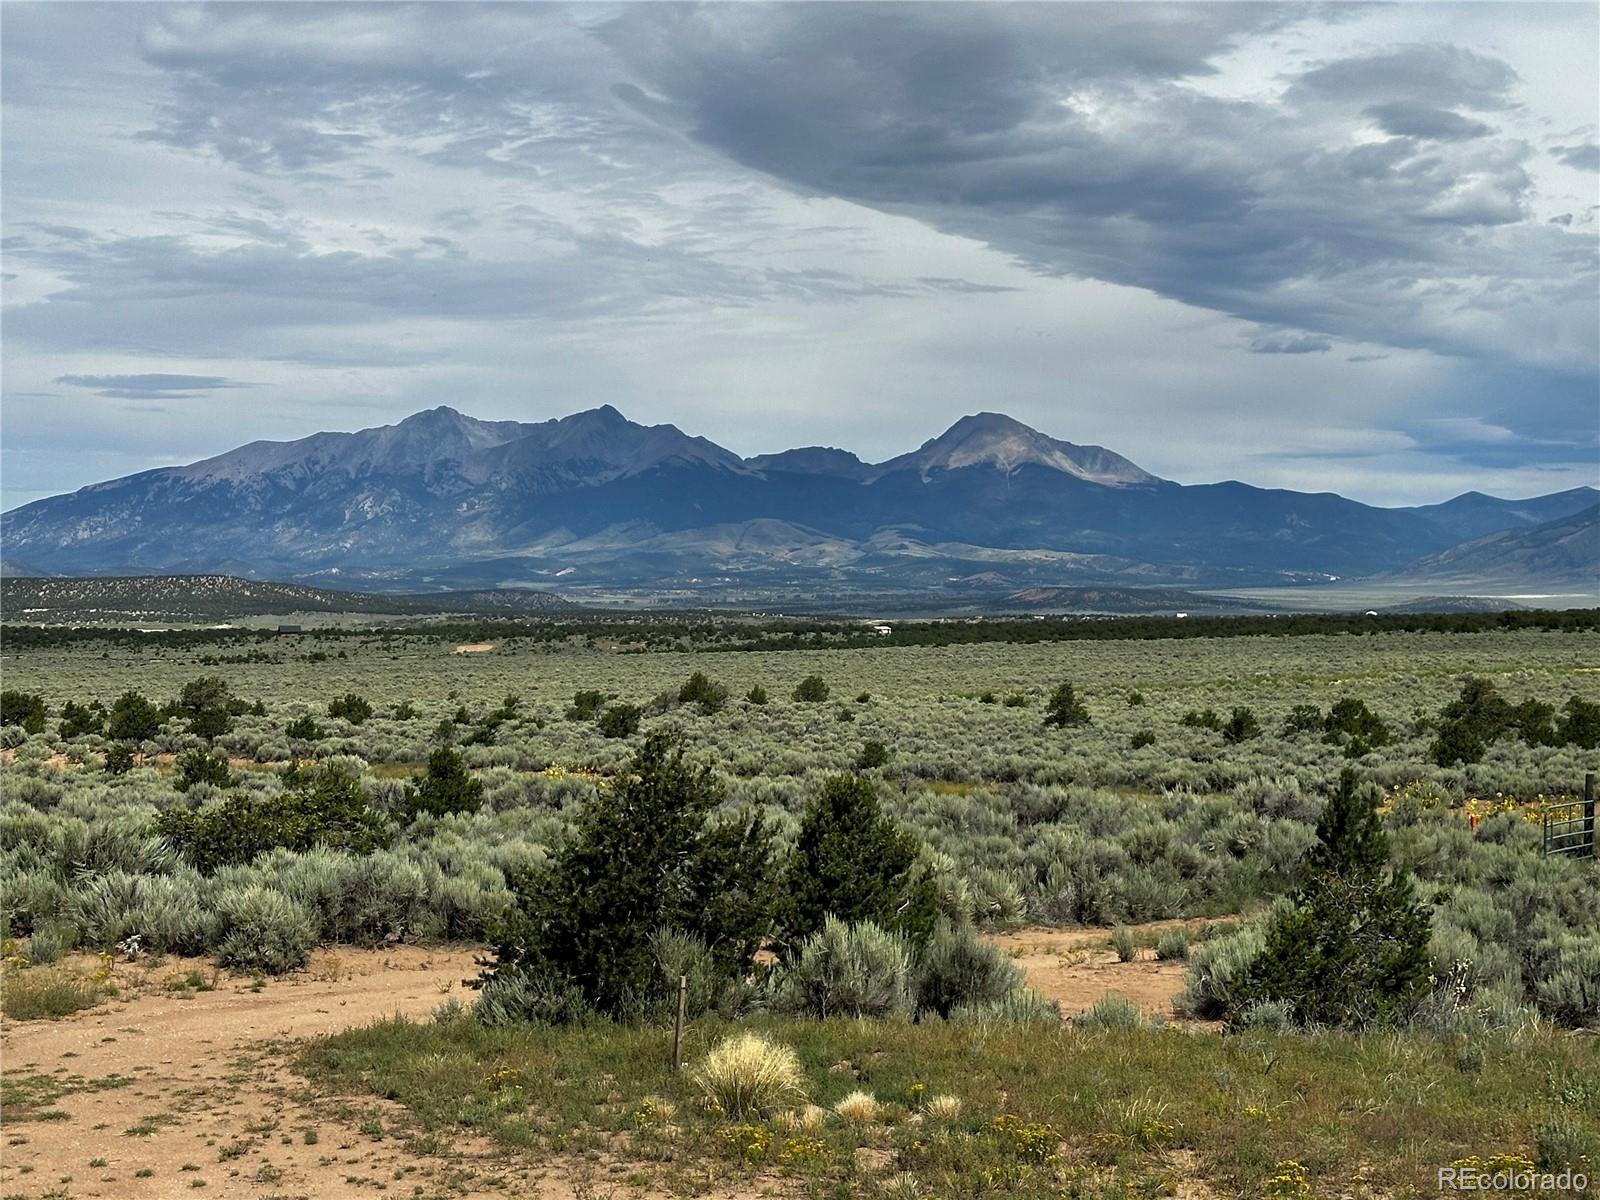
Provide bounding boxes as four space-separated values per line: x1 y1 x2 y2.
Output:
872 624 893 636
276 623 303 635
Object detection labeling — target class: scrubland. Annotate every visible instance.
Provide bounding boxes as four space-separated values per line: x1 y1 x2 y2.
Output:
2 621 1597 1197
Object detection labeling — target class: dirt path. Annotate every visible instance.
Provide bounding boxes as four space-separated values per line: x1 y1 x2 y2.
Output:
2 928 1206 1199
0 947 554 1200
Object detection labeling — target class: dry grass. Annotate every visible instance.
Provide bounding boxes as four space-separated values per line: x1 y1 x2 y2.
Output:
690 1031 807 1119
1 963 107 1021
833 1089 882 1126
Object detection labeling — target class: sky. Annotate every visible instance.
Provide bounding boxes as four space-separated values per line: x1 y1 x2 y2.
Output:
2 1 1597 511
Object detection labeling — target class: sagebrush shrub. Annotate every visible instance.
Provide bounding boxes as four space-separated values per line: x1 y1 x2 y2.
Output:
474 967 592 1027
782 917 913 1019
915 920 1024 1018
949 988 1061 1025
1534 935 1600 1027
1076 994 1145 1030
1179 920 1269 1019
215 885 315 974
1155 930 1188 961
1111 926 1139 962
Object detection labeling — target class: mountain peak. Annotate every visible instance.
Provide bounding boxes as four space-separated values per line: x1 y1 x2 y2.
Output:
881 411 1159 486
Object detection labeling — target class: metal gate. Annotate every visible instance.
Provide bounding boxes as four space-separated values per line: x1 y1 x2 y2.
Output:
1542 772 1596 860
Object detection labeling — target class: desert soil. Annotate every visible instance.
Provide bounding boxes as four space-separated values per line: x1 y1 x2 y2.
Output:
1 929 1198 1199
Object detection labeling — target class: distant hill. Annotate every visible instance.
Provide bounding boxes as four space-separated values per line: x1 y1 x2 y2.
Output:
1 574 572 624
1382 505 1600 589
3 404 1594 601
998 586 1271 614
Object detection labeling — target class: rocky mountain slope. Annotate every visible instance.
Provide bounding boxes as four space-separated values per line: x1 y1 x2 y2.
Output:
3 406 1594 597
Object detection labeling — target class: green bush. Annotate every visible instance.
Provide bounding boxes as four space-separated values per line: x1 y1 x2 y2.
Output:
774 774 937 954
58 700 104 739
1222 707 1261 744
285 714 324 741
154 769 390 873
177 675 234 740
781 917 913 1018
1129 730 1156 750
1155 930 1188 961
403 746 484 821
484 734 778 1020
1322 698 1392 752
1557 696 1600 748
328 693 374 725
792 675 830 702
855 740 891 770
745 684 768 706
566 690 605 720
216 885 316 975
678 671 729 714
103 743 136 774
107 690 160 742
1282 704 1322 736
1234 771 1432 1028
0 691 47 735
175 748 233 793
915 920 1025 1018
1043 682 1090 728
597 702 641 738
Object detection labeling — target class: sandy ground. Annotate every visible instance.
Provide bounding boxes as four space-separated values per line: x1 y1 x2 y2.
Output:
993 919 1227 1021
1 929 1202 1199
0 948 600 1199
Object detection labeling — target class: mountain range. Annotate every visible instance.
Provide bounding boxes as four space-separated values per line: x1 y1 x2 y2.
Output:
3 406 1595 602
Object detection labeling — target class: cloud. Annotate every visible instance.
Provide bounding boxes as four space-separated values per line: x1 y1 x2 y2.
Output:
1290 43 1519 109
1551 143 1600 171
1364 102 1490 141
597 6 1595 377
54 372 254 400
1 2 1595 513
1250 332 1333 355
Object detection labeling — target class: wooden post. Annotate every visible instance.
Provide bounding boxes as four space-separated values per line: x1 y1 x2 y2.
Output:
1584 772 1595 858
672 974 688 1073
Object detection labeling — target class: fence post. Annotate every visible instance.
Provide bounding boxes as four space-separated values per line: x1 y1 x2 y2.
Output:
1584 772 1595 858
672 974 688 1073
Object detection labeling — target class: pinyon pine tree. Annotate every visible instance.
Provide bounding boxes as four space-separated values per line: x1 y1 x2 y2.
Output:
1236 769 1432 1028
484 734 778 1019
773 773 938 956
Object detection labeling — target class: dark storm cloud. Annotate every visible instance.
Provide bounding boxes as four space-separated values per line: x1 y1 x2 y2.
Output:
1289 43 1519 109
1364 102 1490 142
597 5 1595 375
